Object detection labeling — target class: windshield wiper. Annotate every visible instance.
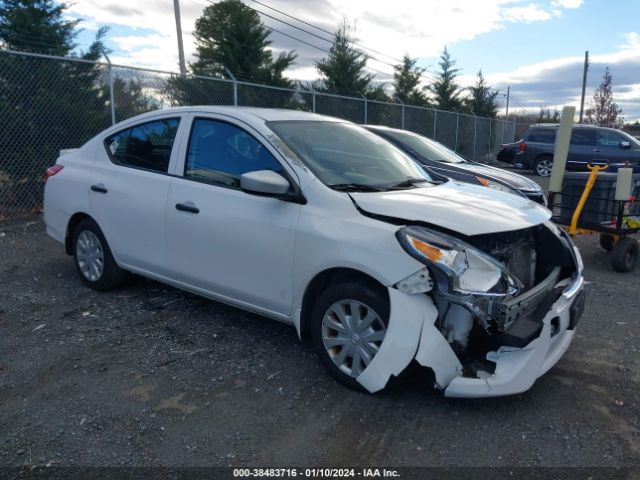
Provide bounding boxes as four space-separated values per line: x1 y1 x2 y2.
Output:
329 183 386 192
379 177 431 190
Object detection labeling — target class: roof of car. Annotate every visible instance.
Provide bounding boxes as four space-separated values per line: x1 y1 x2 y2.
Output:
125 106 343 124
527 123 622 132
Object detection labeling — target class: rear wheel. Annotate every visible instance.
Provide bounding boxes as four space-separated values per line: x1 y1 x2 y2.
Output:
533 155 553 177
599 234 615 252
610 237 639 273
73 219 126 290
310 282 389 391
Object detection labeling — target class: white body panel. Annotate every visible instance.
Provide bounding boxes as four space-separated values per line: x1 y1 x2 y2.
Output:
350 181 551 236
43 106 583 399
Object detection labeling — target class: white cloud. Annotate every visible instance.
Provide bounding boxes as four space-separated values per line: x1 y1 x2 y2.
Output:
66 0 583 73
551 0 584 8
501 3 558 23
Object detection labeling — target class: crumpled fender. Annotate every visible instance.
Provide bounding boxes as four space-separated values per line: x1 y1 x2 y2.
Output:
357 288 461 392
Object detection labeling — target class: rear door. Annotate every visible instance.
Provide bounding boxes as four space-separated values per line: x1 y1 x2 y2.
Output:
567 129 597 171
90 116 185 274
165 115 300 316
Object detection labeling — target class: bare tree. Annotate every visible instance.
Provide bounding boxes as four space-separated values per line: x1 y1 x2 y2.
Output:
585 67 624 128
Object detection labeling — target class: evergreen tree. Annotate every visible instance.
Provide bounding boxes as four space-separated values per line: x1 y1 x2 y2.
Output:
392 54 429 106
315 21 374 96
465 70 498 117
0 0 109 213
191 0 296 86
429 47 463 111
585 67 624 128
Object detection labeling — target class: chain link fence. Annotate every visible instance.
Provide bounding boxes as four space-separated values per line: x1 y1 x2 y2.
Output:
0 49 515 220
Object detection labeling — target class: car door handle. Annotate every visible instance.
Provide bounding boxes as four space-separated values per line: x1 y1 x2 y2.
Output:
90 184 108 194
175 202 199 214
593 149 602 153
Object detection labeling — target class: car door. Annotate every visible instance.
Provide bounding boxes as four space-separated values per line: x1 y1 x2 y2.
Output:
90 116 185 274
165 115 300 317
595 130 634 167
567 128 597 171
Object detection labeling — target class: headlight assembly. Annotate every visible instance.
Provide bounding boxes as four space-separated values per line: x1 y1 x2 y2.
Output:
396 226 522 297
475 176 518 195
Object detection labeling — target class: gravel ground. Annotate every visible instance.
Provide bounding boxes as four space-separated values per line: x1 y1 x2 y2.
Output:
0 173 639 469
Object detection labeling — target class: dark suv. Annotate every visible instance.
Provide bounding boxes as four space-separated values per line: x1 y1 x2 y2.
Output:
498 124 640 176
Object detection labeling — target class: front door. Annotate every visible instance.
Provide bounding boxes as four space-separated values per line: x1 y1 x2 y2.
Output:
165 116 300 316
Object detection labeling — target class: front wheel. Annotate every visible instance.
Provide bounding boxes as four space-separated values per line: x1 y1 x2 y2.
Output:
610 237 639 273
534 156 553 177
73 218 126 290
310 282 389 391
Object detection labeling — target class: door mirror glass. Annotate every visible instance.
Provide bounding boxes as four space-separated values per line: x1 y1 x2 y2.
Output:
241 170 290 196
620 141 631 149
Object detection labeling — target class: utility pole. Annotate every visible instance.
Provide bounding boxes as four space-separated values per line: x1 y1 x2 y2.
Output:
505 86 510 120
579 50 589 123
173 0 187 75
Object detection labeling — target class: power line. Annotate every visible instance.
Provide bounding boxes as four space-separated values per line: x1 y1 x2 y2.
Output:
246 0 405 65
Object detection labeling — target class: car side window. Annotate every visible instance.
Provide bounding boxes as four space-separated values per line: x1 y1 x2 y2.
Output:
527 128 556 143
105 118 180 173
185 118 283 188
570 130 596 146
597 131 626 147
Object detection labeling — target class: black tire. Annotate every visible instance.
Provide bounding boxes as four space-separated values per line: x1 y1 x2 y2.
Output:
72 218 126 290
310 281 389 392
599 234 615 252
610 237 639 273
533 155 553 177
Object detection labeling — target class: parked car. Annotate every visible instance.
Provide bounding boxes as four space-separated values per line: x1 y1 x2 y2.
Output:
365 125 547 205
44 107 584 398
499 124 640 176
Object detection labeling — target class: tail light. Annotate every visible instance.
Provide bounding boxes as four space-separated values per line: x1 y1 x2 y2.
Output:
519 142 526 153
44 164 64 180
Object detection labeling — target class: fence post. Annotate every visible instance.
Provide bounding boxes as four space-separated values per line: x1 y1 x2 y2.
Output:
224 67 238 106
473 115 477 162
362 95 368 124
102 49 116 125
399 100 405 129
488 120 492 159
311 87 316 113
433 109 437 139
454 114 460 152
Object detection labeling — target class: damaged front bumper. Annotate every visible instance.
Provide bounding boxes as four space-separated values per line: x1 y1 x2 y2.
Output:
356 249 585 398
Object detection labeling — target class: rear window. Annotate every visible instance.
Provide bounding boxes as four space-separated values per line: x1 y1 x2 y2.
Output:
527 128 556 143
105 118 180 173
570 129 596 146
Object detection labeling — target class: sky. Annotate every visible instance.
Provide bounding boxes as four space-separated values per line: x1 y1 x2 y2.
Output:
67 0 640 121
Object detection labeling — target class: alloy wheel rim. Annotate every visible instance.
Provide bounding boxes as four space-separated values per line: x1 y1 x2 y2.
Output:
537 160 553 176
321 299 386 378
76 230 104 282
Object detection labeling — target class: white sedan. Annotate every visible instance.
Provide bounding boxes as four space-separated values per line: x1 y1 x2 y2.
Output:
44 107 585 397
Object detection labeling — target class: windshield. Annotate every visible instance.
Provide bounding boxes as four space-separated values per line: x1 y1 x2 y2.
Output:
268 121 432 189
382 129 468 164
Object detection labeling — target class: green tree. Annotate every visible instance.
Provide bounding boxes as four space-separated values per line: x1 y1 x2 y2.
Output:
429 47 463 111
0 0 109 215
393 54 429 106
315 21 375 96
585 67 624 128
191 0 296 86
536 107 560 123
465 70 498 117
0 0 76 54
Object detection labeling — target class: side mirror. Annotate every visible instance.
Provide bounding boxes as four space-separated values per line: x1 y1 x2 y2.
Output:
621 141 631 149
240 170 290 196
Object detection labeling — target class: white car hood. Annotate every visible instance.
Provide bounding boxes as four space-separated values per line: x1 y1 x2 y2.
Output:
350 181 551 236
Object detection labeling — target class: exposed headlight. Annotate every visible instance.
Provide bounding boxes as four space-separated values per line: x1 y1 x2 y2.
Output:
396 226 521 297
475 176 517 194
